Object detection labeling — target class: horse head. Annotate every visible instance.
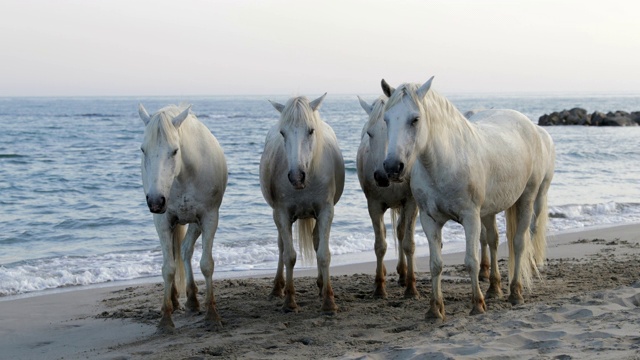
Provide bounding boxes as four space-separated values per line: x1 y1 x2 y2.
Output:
358 95 391 188
270 94 326 190
381 77 434 183
139 104 191 213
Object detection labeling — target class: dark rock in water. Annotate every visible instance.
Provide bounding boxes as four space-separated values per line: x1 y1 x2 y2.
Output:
600 116 636 126
539 108 639 126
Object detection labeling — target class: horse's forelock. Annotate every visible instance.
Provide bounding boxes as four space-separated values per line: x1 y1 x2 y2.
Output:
279 96 327 173
145 105 183 148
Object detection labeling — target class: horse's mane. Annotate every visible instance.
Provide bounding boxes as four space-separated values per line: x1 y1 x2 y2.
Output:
362 96 387 139
385 83 477 161
279 96 327 172
145 104 191 146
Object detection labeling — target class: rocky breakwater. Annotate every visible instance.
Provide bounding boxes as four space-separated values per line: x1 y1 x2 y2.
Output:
539 108 640 126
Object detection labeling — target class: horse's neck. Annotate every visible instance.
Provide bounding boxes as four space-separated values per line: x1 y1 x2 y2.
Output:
176 120 205 176
421 98 478 169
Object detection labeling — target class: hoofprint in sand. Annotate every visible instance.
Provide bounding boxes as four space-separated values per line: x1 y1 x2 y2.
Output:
1 224 639 359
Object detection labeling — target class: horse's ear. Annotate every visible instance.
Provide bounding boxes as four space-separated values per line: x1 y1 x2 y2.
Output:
269 100 285 113
357 96 372 115
416 76 435 100
172 105 191 129
381 79 395 98
138 104 151 125
310 93 327 112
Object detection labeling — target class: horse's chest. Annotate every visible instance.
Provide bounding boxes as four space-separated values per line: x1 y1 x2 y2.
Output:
168 195 200 224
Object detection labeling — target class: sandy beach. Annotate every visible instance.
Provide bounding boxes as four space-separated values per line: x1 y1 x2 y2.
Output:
1 223 639 360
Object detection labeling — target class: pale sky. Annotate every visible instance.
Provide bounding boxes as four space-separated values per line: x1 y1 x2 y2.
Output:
1 0 638 96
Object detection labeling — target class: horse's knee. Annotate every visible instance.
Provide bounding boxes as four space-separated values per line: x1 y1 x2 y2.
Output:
162 262 177 279
200 256 214 278
430 259 442 275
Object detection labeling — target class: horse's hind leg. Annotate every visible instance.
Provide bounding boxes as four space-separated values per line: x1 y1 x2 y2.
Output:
182 224 202 313
393 208 406 287
200 209 222 327
506 192 537 306
481 215 503 299
367 201 388 298
479 223 490 282
401 199 419 299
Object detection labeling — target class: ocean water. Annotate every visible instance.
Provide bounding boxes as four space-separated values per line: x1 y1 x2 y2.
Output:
1 94 640 297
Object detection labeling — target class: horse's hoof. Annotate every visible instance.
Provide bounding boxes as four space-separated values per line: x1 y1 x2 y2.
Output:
204 318 223 331
372 288 387 299
485 287 504 300
157 317 176 334
270 288 285 299
425 307 445 322
469 303 487 316
398 277 407 287
185 298 200 313
321 299 338 315
282 304 299 313
508 293 525 306
403 287 420 300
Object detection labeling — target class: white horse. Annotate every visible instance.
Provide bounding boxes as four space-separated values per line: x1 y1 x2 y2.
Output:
260 94 345 314
381 77 555 320
139 104 228 332
356 95 419 299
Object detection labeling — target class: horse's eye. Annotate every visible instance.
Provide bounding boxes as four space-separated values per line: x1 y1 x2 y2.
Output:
366 131 373 138
140 147 145 155
411 116 419 126
171 149 178 156
308 128 315 135
279 130 285 138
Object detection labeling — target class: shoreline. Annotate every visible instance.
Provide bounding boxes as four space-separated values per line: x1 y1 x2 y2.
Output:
1 222 639 359
3 221 638 303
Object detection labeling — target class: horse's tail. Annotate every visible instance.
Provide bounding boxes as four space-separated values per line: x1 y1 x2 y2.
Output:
505 206 537 290
172 224 186 296
390 208 401 255
531 196 549 269
295 218 316 265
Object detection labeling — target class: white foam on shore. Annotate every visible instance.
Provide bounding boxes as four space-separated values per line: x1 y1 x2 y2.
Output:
2 201 640 297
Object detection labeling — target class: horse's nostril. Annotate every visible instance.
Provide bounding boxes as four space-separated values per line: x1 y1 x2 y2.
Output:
299 171 306 183
159 196 166 207
398 162 404 173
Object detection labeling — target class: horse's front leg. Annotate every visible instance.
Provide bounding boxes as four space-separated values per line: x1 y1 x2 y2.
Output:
316 204 337 315
420 212 445 321
367 200 388 298
462 213 486 315
182 224 202 313
200 209 222 328
401 199 419 299
273 209 298 312
481 215 503 299
155 216 178 332
270 233 285 299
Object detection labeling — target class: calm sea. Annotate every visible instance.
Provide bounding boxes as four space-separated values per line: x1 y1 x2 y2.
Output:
1 94 640 297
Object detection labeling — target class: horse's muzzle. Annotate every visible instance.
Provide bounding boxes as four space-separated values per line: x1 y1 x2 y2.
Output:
146 194 167 214
288 170 306 190
373 169 390 187
383 158 405 183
